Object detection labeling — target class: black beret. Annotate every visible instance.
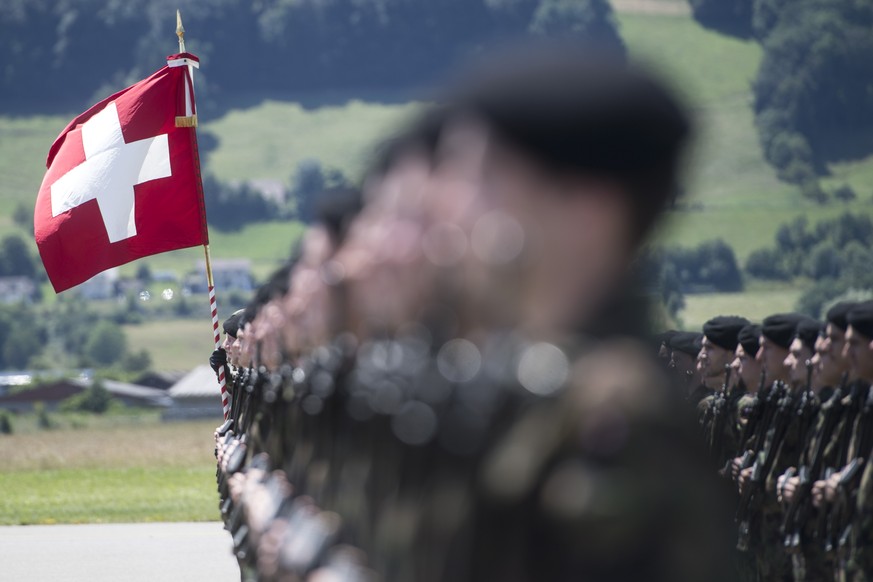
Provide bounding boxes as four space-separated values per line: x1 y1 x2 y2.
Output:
656 330 678 346
794 318 824 351
738 324 761 357
826 301 858 332
316 187 363 242
448 43 690 239
669 331 703 356
761 313 808 350
847 301 873 339
703 315 750 351
222 309 246 338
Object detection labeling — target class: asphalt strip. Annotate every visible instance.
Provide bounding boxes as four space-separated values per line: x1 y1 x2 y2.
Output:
0 522 239 582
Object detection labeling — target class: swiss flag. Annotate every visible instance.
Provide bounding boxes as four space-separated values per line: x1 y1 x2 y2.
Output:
35 53 208 293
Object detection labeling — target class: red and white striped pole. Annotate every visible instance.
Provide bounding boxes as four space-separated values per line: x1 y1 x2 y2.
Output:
177 13 230 422
205 245 231 421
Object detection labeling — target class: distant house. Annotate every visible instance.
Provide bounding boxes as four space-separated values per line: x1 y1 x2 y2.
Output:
163 365 224 420
73 268 119 300
187 259 254 294
0 383 82 413
133 370 187 391
0 378 171 413
0 277 37 304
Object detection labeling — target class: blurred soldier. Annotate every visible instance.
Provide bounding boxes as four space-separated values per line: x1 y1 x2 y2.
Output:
733 324 763 396
733 324 764 458
698 315 749 466
669 331 704 397
838 301 873 581
211 309 246 383
734 313 808 581
656 329 678 365
264 44 736 582
699 315 750 391
778 304 856 582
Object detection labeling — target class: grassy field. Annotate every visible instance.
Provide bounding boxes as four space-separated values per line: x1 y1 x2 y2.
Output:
205 99 422 184
0 419 219 525
679 288 804 330
123 319 214 371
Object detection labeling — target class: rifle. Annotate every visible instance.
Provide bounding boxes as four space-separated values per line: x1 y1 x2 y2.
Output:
736 381 793 551
736 378 780 475
817 381 865 555
782 365 842 553
830 385 873 563
708 364 734 465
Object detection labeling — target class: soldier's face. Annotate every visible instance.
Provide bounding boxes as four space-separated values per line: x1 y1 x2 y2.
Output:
816 324 847 386
756 336 790 382
229 330 243 367
732 344 761 390
658 343 670 361
784 337 812 386
670 351 696 378
483 142 633 330
697 336 731 378
844 326 873 382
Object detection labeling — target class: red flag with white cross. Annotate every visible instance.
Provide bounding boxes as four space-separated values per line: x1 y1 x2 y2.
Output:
34 52 207 293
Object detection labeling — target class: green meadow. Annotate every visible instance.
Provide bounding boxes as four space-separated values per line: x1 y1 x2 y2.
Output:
0 419 219 525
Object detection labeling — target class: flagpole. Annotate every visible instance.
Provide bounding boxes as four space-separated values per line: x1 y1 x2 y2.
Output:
177 10 231 422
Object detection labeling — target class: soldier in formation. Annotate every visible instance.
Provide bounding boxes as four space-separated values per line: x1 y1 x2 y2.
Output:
663 300 873 581
209 44 736 581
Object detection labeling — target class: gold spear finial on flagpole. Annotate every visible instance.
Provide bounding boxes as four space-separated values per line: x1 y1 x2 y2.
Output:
176 9 186 53
172 9 228 420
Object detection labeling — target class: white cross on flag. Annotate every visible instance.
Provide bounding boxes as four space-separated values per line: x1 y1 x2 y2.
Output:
35 53 208 292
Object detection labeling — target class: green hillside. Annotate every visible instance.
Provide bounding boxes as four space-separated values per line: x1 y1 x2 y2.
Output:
1 0 871 345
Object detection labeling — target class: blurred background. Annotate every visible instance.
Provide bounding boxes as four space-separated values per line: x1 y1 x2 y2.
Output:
0 0 871 526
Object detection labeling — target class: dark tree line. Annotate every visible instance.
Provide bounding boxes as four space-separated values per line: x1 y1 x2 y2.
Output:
690 0 873 197
0 0 623 115
640 239 744 319
744 212 873 316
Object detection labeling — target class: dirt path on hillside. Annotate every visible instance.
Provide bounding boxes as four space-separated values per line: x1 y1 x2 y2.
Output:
612 0 691 15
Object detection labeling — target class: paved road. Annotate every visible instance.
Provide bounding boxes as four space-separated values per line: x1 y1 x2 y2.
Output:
0 522 239 581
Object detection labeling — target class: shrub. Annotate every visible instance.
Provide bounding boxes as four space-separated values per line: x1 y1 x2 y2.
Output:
0 411 13 435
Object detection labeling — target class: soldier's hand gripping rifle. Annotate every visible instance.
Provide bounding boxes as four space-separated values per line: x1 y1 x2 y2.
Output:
830 385 873 563
782 364 840 553
736 381 793 552
734 374 776 476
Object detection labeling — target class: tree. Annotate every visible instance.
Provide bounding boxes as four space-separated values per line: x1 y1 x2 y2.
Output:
689 0 754 38
806 242 841 280
753 0 873 183
0 234 37 278
135 263 153 283
661 239 743 293
0 411 12 435
529 0 624 53
745 248 788 280
834 184 857 203
62 380 114 414
3 325 42 369
12 203 31 234
85 320 127 367
122 349 152 373
291 160 350 224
